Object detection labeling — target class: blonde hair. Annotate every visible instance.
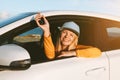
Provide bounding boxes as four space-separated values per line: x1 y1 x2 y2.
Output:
55 31 78 54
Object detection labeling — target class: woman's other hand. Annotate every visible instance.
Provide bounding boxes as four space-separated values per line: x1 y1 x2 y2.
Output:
57 51 76 58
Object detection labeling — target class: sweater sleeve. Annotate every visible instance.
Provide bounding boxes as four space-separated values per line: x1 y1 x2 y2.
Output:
76 45 102 58
44 35 55 59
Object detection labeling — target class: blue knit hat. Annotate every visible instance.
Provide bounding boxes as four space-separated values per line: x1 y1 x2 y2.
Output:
59 21 80 36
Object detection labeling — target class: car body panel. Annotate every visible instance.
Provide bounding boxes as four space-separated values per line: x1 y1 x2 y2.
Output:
0 53 109 80
106 49 120 80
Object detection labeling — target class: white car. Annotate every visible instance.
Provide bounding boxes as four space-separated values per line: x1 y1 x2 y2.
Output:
0 10 120 80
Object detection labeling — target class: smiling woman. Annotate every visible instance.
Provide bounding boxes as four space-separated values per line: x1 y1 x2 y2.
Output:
34 13 102 60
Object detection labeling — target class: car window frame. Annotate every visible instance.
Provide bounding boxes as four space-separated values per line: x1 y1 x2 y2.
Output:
2 14 120 64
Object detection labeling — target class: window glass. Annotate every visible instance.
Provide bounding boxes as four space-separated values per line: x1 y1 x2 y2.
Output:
14 27 43 43
105 21 120 50
107 27 120 38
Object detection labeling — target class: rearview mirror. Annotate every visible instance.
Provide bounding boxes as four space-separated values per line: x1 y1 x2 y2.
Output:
0 44 31 71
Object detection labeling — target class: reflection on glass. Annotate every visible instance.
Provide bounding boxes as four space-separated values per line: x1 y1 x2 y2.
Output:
14 34 41 43
107 27 120 37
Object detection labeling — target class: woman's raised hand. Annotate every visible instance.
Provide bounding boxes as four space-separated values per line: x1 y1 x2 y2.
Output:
35 13 50 37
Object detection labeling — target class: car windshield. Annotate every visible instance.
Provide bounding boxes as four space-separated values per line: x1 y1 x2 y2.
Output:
0 12 36 28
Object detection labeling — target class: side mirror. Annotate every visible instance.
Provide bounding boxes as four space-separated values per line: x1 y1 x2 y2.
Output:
0 44 31 70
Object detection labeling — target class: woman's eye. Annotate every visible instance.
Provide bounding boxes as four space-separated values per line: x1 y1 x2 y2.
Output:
62 31 66 34
70 34 74 37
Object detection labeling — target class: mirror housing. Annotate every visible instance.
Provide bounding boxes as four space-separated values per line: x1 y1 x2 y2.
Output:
0 44 31 70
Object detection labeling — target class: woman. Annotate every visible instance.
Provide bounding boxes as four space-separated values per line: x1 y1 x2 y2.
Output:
35 13 101 60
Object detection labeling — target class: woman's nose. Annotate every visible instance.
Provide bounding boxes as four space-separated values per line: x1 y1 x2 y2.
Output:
65 33 69 38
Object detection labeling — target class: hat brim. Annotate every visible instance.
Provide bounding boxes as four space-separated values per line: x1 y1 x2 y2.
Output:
58 27 79 36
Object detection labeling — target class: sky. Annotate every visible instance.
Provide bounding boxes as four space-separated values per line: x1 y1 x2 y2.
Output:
0 0 120 19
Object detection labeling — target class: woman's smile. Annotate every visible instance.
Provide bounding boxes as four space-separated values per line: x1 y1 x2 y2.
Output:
60 30 76 46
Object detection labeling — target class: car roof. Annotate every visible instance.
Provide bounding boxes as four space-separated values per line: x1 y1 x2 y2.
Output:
42 10 120 22
1 10 120 27
0 10 120 35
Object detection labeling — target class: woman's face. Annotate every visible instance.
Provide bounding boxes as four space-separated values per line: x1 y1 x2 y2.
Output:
60 29 76 46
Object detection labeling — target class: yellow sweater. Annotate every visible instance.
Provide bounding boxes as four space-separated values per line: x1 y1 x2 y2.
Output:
44 36 101 59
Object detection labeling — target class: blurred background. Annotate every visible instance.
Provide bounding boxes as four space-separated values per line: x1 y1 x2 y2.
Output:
0 0 120 20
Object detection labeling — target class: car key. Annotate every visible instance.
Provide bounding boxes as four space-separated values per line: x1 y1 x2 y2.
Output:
39 17 45 25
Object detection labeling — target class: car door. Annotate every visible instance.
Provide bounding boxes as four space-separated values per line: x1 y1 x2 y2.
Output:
106 50 120 80
103 19 120 80
36 53 109 80
0 53 109 80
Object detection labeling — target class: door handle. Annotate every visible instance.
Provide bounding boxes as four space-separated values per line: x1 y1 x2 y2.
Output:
85 67 106 76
